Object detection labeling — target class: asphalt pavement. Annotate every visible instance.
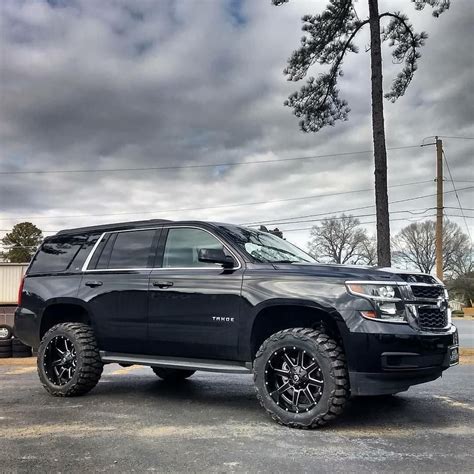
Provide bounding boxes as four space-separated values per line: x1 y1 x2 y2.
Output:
1 358 473 473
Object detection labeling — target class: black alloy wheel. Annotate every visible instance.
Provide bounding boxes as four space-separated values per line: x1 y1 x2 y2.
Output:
265 346 324 414
43 335 77 386
37 323 103 396
254 328 349 429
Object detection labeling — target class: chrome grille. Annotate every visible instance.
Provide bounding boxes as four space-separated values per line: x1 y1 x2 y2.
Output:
418 307 448 330
411 285 444 299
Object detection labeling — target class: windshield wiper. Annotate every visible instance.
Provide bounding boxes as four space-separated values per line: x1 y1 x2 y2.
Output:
272 260 296 264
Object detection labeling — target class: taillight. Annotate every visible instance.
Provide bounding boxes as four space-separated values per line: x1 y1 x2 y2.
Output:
18 277 25 307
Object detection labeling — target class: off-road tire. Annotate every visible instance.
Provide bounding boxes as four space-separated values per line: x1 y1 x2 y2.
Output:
253 328 349 429
37 323 103 396
0 324 13 340
152 367 196 381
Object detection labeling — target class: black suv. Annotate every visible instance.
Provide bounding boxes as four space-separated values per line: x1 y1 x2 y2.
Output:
15 220 459 428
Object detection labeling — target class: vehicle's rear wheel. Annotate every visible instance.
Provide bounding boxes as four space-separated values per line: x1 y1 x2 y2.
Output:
152 367 195 381
37 323 103 396
253 328 349 429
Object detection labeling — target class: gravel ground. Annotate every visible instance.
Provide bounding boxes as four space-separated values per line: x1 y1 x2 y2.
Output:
0 357 473 473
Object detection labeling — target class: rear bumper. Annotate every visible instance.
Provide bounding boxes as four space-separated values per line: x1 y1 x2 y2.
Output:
14 306 40 349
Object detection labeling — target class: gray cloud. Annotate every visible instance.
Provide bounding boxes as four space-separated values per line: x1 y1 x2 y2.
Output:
0 0 473 250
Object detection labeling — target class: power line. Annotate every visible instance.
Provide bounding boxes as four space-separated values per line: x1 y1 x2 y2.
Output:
243 186 474 226
282 215 438 233
250 207 437 227
0 145 421 176
0 179 435 222
281 213 473 233
1 185 472 234
443 150 472 240
438 136 474 140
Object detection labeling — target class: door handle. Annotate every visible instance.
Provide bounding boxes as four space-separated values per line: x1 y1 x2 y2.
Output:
85 280 103 288
152 280 174 289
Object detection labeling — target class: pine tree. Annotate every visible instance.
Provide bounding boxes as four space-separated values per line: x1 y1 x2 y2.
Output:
1 222 43 263
272 0 451 266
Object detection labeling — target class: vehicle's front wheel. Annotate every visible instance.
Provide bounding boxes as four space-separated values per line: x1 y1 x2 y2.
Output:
37 323 103 396
253 328 349 429
152 367 195 381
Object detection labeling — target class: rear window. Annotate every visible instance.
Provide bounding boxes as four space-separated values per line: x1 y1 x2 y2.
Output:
29 235 86 274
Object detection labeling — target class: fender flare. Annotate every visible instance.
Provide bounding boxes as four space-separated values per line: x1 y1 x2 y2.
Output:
241 298 348 360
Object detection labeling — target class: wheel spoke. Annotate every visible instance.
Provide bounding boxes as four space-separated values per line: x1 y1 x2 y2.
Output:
305 361 318 373
273 368 290 377
58 367 66 382
296 350 304 367
308 376 324 387
53 366 60 383
283 353 296 368
51 359 63 367
270 381 291 397
305 386 316 405
292 388 301 407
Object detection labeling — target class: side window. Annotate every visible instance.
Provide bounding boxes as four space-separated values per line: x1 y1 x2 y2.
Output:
96 230 156 270
94 234 117 270
29 235 86 273
163 228 225 268
69 233 101 271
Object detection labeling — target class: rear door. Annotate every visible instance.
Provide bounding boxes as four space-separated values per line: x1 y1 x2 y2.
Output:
78 228 160 353
148 226 244 360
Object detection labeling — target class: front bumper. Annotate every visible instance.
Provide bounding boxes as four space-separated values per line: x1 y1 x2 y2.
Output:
341 317 458 396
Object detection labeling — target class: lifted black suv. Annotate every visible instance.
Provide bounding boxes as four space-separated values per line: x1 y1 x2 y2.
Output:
15 220 459 428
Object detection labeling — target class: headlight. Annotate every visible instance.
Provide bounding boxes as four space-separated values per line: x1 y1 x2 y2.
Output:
346 281 407 323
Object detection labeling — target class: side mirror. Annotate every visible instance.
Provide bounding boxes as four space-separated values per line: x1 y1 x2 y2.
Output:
198 248 235 268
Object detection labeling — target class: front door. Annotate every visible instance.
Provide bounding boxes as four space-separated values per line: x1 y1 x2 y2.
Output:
148 227 243 360
78 228 159 353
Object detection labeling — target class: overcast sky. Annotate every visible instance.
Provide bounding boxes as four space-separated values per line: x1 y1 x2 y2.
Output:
0 0 473 252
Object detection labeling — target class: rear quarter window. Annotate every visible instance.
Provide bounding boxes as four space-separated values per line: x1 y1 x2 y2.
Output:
29 235 86 274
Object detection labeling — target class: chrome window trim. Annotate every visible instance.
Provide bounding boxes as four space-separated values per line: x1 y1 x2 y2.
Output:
81 232 106 272
82 225 242 272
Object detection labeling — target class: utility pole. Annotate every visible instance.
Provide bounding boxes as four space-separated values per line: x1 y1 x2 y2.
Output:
435 136 443 281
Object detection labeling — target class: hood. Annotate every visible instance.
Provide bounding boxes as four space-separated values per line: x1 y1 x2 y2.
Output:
269 262 436 283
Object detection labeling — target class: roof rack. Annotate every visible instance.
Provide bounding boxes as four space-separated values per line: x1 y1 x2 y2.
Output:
55 219 172 236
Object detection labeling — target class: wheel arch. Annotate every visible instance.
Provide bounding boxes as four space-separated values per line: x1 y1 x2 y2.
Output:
40 298 92 339
248 300 346 361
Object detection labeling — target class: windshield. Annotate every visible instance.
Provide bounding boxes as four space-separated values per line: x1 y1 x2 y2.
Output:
218 225 316 264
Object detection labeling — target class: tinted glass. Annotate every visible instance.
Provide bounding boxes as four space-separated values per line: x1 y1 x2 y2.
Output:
106 230 156 269
69 233 101 271
163 228 224 268
95 234 117 270
218 225 315 263
29 235 86 273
